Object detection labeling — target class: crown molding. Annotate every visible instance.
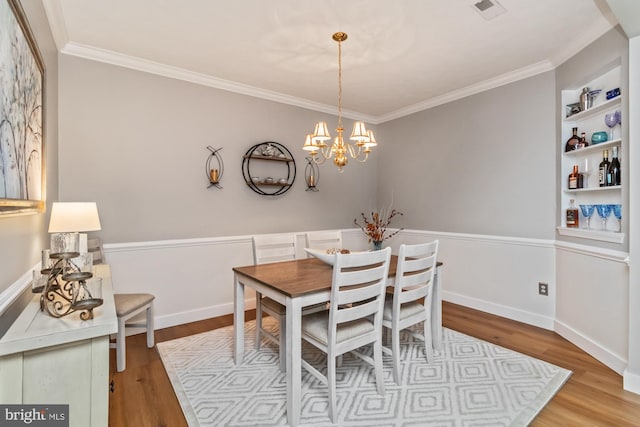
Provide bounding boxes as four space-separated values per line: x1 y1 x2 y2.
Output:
60 42 378 124
376 60 555 123
549 18 618 67
42 0 69 51
51 19 615 125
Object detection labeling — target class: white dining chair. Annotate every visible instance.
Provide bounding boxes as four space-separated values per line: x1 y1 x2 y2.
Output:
382 240 439 384
252 234 328 371
300 247 391 423
252 234 297 371
305 230 343 253
89 238 155 372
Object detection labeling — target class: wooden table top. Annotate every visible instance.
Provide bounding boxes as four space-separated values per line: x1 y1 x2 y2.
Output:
233 256 399 298
234 255 443 299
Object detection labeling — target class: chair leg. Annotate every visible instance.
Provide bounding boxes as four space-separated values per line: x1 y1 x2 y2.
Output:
278 314 286 372
373 339 385 395
116 316 126 372
146 304 155 348
255 292 262 350
423 318 434 363
391 326 401 385
328 352 337 424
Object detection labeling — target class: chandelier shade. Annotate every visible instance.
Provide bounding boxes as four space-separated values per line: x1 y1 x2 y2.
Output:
303 32 378 172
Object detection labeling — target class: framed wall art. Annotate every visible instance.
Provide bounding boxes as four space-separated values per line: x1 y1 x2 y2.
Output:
0 0 45 215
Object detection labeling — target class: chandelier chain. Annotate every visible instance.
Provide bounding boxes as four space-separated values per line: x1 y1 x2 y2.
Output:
337 39 343 130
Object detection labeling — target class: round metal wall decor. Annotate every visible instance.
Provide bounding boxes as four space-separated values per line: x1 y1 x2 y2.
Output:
242 142 296 196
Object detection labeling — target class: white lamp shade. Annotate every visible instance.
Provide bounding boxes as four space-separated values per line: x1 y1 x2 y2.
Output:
350 121 368 141
312 122 331 141
302 133 318 151
48 202 102 233
364 130 378 148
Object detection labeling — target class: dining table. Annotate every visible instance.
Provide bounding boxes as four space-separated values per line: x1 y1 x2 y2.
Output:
233 255 443 426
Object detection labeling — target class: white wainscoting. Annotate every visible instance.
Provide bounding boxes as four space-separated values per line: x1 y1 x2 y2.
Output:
555 241 629 374
103 230 370 331
102 229 558 333
1 229 630 378
400 230 557 330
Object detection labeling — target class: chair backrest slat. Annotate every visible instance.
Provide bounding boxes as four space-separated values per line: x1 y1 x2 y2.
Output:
335 299 379 324
253 234 298 265
394 241 439 307
328 248 391 338
305 230 343 253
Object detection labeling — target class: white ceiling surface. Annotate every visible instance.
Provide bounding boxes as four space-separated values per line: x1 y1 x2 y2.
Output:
44 0 618 124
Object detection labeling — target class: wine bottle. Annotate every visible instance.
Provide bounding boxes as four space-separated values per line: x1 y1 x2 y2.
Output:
608 146 621 186
568 165 579 189
565 127 580 152
579 132 589 148
599 150 610 187
566 199 579 228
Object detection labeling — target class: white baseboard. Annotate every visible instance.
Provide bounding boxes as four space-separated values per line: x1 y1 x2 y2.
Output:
124 298 257 337
555 319 627 375
623 369 640 395
443 291 555 330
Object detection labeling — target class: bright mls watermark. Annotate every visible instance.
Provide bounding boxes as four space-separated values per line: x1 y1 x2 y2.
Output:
0 405 68 426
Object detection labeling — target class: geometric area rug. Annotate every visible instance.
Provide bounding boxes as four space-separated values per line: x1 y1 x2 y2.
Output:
157 318 571 427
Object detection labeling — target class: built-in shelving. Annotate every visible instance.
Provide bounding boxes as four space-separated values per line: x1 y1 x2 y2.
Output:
559 64 623 243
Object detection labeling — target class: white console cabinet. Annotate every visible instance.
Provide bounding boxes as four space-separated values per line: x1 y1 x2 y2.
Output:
0 264 117 427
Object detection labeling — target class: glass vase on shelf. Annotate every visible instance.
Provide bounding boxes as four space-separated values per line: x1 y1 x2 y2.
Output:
372 241 383 251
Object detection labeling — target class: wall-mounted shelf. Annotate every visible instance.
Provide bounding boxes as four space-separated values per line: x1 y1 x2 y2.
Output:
557 226 624 244
564 96 621 122
563 185 621 194
562 138 621 157
242 142 296 196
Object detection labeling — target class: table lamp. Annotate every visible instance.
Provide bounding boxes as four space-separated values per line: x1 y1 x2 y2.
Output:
48 202 102 253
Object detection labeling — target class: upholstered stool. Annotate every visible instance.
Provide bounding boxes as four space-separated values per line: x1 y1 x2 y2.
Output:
110 293 155 372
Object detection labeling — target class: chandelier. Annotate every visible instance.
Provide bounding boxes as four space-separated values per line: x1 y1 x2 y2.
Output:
303 32 378 172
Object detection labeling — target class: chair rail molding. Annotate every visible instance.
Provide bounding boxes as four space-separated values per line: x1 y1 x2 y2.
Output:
1 227 631 381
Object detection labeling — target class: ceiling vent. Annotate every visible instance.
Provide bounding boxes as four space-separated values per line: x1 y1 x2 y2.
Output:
472 0 507 20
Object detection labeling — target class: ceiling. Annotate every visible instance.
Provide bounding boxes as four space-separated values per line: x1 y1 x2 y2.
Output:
43 0 618 124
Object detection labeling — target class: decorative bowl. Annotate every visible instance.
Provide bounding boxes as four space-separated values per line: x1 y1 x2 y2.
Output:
591 131 608 144
304 248 364 265
304 248 337 265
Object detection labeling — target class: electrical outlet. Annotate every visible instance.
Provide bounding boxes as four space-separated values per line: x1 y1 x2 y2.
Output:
538 282 548 296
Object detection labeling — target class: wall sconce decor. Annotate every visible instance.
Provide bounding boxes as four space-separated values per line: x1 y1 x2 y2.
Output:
305 157 319 191
205 146 224 189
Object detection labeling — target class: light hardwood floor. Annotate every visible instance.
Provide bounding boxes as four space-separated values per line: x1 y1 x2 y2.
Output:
108 302 640 426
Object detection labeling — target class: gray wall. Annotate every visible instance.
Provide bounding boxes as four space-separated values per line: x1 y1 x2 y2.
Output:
0 1 58 294
377 71 556 239
58 56 378 243
1 19 623 290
